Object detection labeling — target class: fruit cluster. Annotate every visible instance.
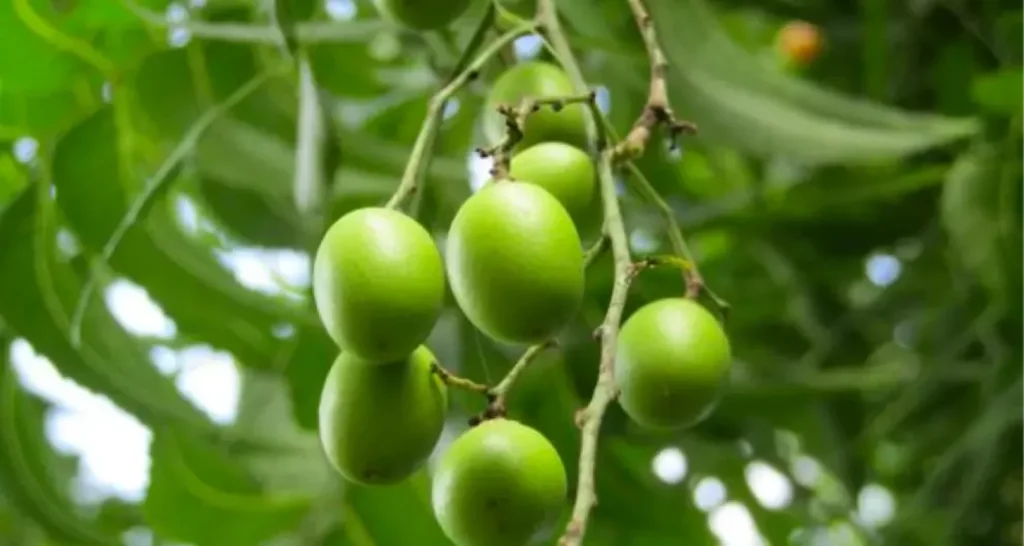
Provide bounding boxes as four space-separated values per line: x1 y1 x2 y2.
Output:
310 5 732 545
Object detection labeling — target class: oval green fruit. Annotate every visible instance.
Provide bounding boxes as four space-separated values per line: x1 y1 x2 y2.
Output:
508 142 598 229
615 298 732 430
432 419 567 546
313 207 445 362
483 62 588 150
371 0 472 30
446 182 584 344
318 347 448 485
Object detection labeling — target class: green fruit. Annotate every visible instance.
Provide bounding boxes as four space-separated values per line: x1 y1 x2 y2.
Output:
508 142 598 229
371 0 472 30
432 419 567 546
313 207 445 362
483 62 589 150
318 347 448 485
614 298 732 430
446 182 584 344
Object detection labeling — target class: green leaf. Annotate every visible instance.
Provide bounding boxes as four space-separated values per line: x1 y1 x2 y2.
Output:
0 336 114 545
0 0 85 94
0 185 214 430
940 141 1023 303
972 68 1023 116
50 107 318 369
144 432 313 546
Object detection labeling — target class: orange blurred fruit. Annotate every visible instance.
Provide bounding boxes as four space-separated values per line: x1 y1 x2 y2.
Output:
777 20 823 66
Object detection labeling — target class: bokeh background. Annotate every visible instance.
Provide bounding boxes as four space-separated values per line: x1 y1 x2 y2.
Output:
0 0 1020 545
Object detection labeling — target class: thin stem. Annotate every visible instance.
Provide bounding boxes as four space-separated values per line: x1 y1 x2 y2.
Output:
624 163 729 313
385 22 536 210
583 230 609 266
560 150 633 546
469 339 560 424
431 362 490 394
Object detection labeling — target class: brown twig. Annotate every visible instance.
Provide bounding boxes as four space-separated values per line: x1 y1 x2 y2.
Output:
475 92 597 180
612 0 697 161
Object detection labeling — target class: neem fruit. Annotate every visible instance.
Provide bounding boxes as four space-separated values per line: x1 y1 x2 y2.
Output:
615 298 732 430
508 142 598 229
312 207 445 362
483 62 588 150
777 20 823 67
371 0 472 30
446 181 585 344
432 419 567 546
318 347 448 485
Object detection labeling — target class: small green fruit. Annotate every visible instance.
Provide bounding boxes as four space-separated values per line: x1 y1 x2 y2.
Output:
371 0 472 30
615 298 732 430
446 182 584 344
432 419 567 546
313 207 445 362
508 142 598 229
483 62 588 150
318 347 448 485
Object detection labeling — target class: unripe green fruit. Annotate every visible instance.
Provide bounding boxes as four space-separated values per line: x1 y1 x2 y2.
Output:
432 419 567 546
318 347 448 485
371 0 472 30
446 182 584 344
313 207 445 362
507 142 598 230
483 62 588 151
615 298 732 430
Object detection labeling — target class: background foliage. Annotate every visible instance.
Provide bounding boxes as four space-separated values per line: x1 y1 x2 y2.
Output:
0 0 1020 545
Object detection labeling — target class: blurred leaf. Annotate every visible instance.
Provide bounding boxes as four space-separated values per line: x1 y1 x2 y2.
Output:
0 186 214 429
0 335 113 545
145 431 312 546
972 68 1023 116
50 107 318 369
644 0 980 164
940 141 1023 303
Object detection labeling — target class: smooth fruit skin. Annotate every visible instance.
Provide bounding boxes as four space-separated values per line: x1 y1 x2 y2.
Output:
483 62 589 150
318 347 448 486
371 0 472 30
507 142 597 228
446 182 584 344
432 419 567 546
313 207 445 362
614 298 732 430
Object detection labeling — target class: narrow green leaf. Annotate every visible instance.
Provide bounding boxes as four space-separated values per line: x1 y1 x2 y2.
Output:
68 66 283 347
643 0 980 164
145 432 313 546
50 107 318 370
0 186 214 430
940 142 1023 303
0 336 114 545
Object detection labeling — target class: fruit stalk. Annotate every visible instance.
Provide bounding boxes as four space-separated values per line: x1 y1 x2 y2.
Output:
624 162 729 312
478 339 558 421
385 21 537 210
614 0 697 160
559 150 634 546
